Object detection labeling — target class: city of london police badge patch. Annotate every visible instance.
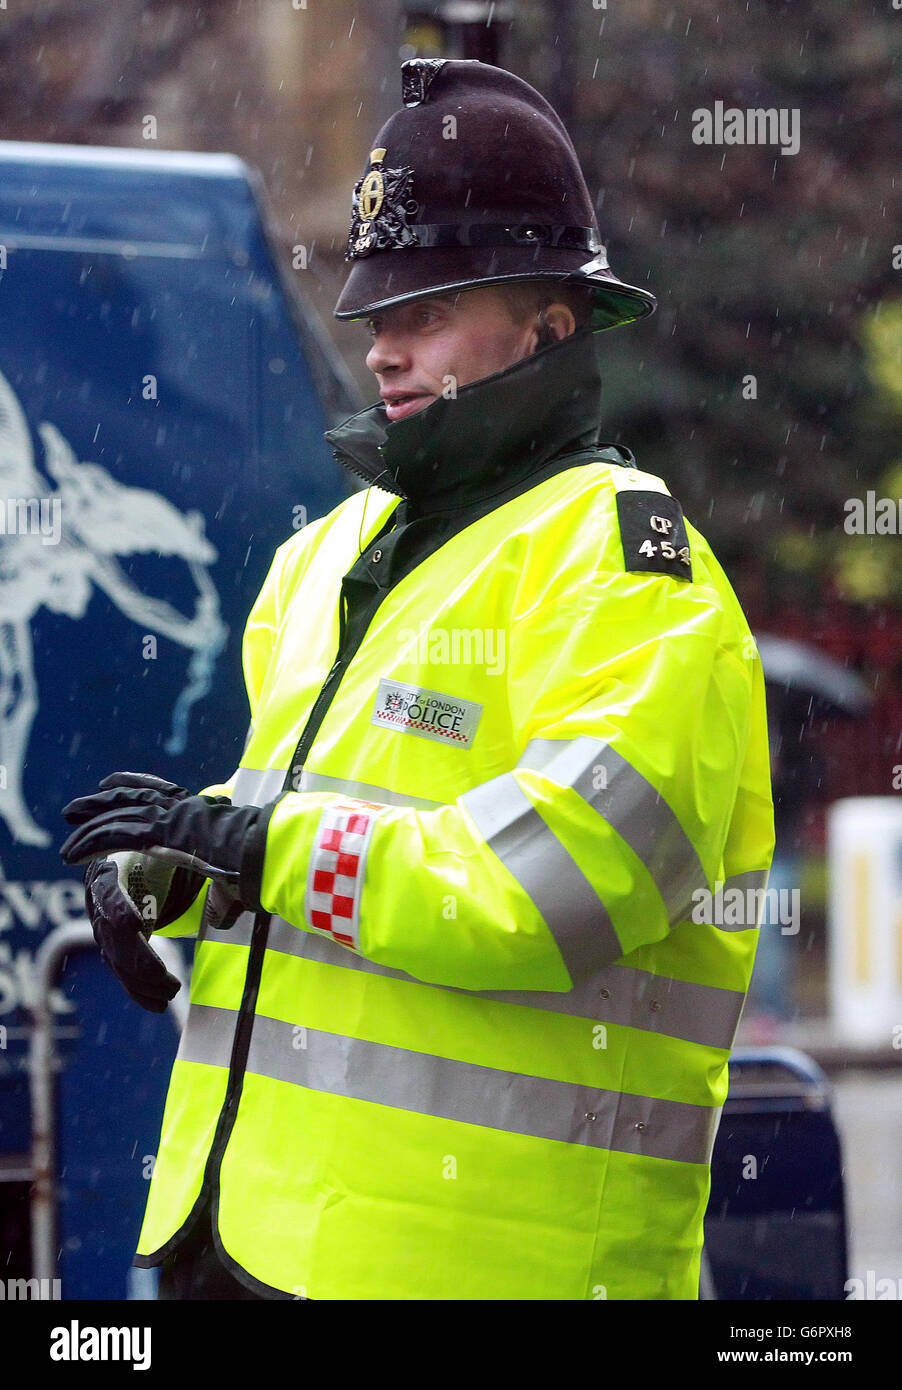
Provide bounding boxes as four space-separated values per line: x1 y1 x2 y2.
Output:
346 148 420 259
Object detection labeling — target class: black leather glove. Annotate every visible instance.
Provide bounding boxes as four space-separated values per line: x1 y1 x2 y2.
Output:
84 855 186 1013
60 770 271 912
65 774 213 1012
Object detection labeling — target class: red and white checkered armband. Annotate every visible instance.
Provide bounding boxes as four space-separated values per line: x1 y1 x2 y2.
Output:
304 799 386 951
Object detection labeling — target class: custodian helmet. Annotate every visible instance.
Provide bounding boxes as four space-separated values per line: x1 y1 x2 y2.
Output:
333 58 656 333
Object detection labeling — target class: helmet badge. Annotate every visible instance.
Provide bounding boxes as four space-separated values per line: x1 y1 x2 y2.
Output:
346 148 420 261
358 148 386 219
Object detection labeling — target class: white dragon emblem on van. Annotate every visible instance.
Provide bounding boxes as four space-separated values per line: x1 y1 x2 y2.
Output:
0 368 227 847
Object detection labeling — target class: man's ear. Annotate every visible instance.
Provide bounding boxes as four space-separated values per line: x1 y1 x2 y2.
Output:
543 303 577 340
531 304 576 351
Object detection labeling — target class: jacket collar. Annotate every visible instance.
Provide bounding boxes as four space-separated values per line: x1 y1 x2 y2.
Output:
324 324 608 514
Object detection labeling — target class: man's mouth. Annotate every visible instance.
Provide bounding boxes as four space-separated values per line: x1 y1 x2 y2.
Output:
381 392 433 421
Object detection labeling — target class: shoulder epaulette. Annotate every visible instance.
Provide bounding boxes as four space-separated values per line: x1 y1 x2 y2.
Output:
607 463 693 582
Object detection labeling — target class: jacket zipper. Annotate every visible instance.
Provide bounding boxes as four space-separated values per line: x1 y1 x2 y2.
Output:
332 446 405 498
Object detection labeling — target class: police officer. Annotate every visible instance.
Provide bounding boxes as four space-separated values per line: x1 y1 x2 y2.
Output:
62 59 774 1301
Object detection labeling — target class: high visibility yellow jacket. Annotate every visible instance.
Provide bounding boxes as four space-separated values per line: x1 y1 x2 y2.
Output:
134 327 774 1300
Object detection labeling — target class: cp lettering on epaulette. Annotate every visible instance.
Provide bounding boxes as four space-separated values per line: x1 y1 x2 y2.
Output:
615 491 692 581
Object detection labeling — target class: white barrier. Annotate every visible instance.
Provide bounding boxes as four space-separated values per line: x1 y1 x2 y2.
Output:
828 797 902 1046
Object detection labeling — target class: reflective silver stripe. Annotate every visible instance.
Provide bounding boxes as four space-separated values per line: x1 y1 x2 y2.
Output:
230 763 443 809
178 1003 719 1165
460 773 624 978
175 1000 237 1066
515 965 744 1051
231 766 287 808
517 737 709 925
265 915 743 1051
294 767 443 810
726 869 770 895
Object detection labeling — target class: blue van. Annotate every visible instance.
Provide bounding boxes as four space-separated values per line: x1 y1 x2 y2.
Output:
0 141 357 1297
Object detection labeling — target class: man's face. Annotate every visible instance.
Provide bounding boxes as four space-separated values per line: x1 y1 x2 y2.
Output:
364 285 550 423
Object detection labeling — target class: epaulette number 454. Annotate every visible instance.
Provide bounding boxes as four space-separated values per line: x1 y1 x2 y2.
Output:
615 490 693 581
637 528 690 566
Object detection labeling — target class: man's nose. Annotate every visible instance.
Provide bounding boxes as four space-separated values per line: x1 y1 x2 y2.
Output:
365 329 410 376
